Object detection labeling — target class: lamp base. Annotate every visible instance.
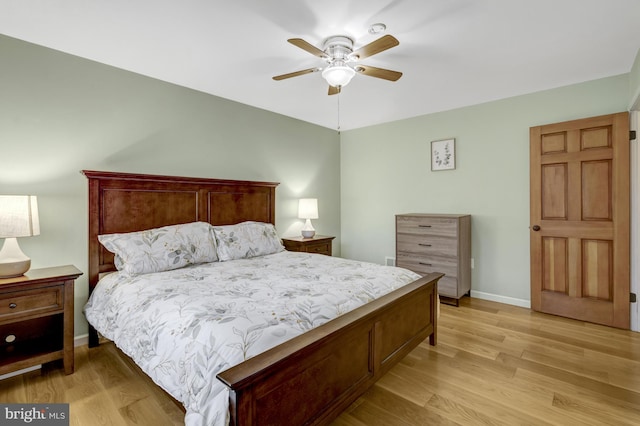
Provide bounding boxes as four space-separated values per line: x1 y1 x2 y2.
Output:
0 237 32 278
0 259 31 278
301 218 316 239
301 230 316 239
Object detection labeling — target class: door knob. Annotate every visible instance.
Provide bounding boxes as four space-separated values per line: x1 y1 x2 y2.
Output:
532 225 540 231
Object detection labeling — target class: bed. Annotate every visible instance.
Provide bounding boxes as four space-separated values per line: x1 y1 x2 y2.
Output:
82 170 442 426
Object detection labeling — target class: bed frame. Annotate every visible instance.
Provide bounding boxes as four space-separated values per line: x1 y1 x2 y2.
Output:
83 170 441 426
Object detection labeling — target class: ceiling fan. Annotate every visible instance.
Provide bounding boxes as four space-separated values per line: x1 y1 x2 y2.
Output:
273 34 402 95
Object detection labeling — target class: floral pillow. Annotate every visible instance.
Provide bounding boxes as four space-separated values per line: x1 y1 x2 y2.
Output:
98 221 218 275
213 221 284 261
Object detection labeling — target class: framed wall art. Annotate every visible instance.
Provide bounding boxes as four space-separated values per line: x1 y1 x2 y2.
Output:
431 138 456 171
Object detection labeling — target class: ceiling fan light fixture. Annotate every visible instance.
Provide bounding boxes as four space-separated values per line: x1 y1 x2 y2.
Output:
274 33 401 94
322 64 356 88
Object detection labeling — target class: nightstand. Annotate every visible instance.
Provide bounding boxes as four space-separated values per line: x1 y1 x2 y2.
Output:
282 235 335 256
0 265 82 376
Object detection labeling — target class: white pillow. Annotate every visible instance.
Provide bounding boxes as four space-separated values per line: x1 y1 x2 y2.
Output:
213 221 284 261
98 221 218 275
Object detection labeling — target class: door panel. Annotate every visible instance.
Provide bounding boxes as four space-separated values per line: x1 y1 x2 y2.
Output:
542 237 568 294
530 112 630 329
582 239 612 300
582 160 612 220
542 164 568 219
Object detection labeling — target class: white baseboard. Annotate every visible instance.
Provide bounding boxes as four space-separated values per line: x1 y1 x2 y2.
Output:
470 290 531 309
469 291 640 334
74 334 89 348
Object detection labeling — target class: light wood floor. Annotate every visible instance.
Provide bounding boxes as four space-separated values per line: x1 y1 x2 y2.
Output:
1 297 639 425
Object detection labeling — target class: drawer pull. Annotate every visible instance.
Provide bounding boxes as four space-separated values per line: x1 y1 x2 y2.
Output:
418 243 432 247
5 334 16 343
9 303 17 309
419 262 433 267
418 225 432 228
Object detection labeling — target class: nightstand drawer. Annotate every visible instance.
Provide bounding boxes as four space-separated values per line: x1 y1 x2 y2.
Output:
305 242 331 255
0 285 63 321
282 235 335 256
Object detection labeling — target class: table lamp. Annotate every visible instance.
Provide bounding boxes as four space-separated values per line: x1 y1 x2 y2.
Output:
298 198 318 238
0 195 40 278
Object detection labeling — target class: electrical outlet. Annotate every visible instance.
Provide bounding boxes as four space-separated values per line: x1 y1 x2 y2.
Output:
385 256 396 267
471 258 475 269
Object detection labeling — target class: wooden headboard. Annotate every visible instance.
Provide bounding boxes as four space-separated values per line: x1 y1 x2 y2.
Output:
83 170 279 290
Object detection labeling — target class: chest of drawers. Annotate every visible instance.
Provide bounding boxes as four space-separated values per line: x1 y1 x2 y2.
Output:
396 214 471 304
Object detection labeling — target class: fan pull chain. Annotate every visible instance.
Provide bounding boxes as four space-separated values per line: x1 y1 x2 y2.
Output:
337 92 341 134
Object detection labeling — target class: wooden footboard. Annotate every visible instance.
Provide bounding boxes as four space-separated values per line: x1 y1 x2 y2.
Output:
217 272 441 426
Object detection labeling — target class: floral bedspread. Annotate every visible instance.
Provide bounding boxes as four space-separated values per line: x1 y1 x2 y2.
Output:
84 251 421 426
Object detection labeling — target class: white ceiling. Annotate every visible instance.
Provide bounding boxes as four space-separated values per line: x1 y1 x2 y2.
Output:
1 0 639 131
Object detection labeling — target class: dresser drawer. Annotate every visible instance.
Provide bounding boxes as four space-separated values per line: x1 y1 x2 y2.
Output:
397 233 457 257
397 258 458 298
397 256 458 297
435 276 458 298
396 254 458 278
0 285 64 322
396 216 458 237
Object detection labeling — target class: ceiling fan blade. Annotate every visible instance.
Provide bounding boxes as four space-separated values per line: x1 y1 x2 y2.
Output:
328 85 341 96
351 35 399 60
356 65 402 81
272 68 319 81
288 38 327 58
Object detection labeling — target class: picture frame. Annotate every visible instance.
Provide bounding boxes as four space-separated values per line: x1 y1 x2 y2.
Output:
431 138 456 171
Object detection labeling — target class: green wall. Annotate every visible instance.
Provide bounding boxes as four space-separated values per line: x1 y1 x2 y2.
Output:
630 48 640 108
340 75 629 305
0 35 341 337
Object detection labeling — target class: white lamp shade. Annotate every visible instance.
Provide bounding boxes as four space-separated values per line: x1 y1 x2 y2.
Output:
322 65 356 88
298 198 318 220
0 195 40 237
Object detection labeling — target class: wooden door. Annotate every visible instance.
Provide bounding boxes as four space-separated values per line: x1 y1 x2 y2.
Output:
530 112 630 329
